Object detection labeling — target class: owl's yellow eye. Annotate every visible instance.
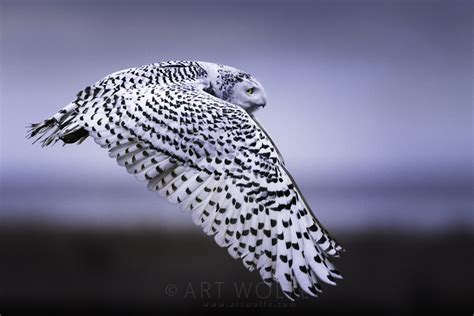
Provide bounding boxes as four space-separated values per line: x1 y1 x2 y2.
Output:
246 88 254 95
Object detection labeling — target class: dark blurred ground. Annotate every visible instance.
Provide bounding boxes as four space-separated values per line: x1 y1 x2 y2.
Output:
0 224 472 315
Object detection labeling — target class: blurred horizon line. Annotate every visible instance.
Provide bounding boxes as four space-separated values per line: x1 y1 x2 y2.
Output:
1 166 472 193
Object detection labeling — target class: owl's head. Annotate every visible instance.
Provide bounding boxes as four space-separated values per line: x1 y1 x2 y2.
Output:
199 62 267 113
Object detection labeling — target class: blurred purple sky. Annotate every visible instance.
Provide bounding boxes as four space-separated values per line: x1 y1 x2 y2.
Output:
0 0 472 229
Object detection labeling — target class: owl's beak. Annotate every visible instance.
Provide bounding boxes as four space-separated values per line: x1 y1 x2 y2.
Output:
257 99 266 108
247 101 266 113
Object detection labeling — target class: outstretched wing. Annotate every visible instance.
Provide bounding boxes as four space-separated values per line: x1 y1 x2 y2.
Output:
79 82 343 299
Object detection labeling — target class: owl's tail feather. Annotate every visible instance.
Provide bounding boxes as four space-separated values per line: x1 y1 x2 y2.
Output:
27 102 89 147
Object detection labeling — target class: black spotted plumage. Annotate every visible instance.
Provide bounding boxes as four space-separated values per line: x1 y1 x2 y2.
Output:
27 60 344 300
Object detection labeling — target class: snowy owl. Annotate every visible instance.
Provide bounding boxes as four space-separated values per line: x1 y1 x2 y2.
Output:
28 60 343 300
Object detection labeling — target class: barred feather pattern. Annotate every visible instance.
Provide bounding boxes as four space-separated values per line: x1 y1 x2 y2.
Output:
27 60 344 300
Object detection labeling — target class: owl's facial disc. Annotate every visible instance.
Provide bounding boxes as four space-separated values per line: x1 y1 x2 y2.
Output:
229 79 267 113
198 62 267 112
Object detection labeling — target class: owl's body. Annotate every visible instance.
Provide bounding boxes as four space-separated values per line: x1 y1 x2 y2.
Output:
28 60 343 300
